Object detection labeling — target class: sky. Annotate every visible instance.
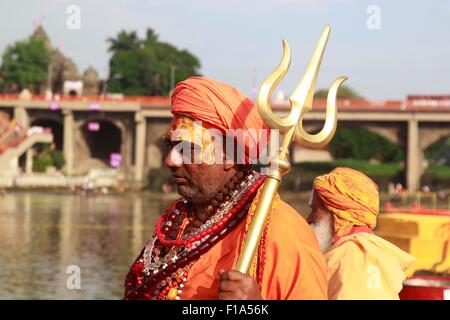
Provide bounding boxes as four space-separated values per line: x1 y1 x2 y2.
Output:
0 0 449 100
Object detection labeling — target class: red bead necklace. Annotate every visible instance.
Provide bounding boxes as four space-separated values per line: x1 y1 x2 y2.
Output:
155 171 263 248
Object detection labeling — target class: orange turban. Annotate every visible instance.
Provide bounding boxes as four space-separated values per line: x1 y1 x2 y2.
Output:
313 167 379 237
171 77 270 163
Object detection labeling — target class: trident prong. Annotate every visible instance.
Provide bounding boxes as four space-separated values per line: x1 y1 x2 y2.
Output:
257 25 347 149
235 25 347 274
294 75 347 148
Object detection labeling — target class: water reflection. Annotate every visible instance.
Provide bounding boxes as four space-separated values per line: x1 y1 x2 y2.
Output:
0 192 171 299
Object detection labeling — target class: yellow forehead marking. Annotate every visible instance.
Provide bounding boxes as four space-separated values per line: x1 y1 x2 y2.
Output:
168 115 217 165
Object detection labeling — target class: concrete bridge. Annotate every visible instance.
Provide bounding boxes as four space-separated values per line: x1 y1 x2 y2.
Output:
0 94 449 191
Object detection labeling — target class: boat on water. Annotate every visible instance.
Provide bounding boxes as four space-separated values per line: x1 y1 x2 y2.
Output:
377 202 450 300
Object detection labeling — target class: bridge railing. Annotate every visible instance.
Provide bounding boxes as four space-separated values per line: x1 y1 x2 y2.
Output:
0 93 171 104
385 191 450 210
2 94 450 113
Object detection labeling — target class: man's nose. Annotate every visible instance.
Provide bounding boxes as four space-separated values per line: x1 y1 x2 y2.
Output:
165 149 183 168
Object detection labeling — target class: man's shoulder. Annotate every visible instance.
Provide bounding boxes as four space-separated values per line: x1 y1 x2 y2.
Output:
271 197 312 231
329 232 404 258
325 233 392 271
268 197 321 251
324 236 369 283
326 236 365 264
329 232 415 271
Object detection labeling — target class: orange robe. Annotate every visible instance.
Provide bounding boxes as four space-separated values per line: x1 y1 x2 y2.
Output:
182 197 328 300
325 232 415 300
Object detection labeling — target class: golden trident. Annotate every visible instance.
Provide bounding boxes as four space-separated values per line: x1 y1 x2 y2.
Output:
236 25 347 273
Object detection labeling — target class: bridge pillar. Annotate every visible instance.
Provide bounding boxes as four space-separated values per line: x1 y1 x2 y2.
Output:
134 112 146 184
63 110 74 176
407 119 420 192
14 106 29 128
25 149 33 174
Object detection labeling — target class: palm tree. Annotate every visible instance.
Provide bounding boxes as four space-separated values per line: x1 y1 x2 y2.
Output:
107 30 140 52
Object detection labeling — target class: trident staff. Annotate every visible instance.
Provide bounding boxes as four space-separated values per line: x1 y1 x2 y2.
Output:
236 25 347 273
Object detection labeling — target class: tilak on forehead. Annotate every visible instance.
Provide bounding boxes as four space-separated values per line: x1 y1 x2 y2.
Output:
168 115 218 164
168 76 270 165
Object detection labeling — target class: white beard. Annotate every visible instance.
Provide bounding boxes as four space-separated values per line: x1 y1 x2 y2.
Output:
310 213 334 253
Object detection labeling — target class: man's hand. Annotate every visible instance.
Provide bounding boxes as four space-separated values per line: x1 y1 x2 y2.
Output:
217 269 263 300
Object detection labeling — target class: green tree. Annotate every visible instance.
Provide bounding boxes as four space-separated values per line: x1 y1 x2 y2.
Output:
315 85 363 99
107 28 201 96
425 136 450 165
107 30 140 52
33 144 65 172
1 37 50 93
329 127 404 162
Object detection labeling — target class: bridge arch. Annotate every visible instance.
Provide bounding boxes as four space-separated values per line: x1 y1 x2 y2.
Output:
365 126 401 145
419 128 450 151
80 119 123 167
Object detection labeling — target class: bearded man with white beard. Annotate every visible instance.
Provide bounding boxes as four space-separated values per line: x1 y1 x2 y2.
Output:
307 167 415 300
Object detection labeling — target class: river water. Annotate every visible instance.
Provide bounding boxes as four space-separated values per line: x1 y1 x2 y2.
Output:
0 192 165 299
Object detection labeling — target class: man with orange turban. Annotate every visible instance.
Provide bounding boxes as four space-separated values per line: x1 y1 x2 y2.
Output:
307 167 415 299
124 77 327 300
